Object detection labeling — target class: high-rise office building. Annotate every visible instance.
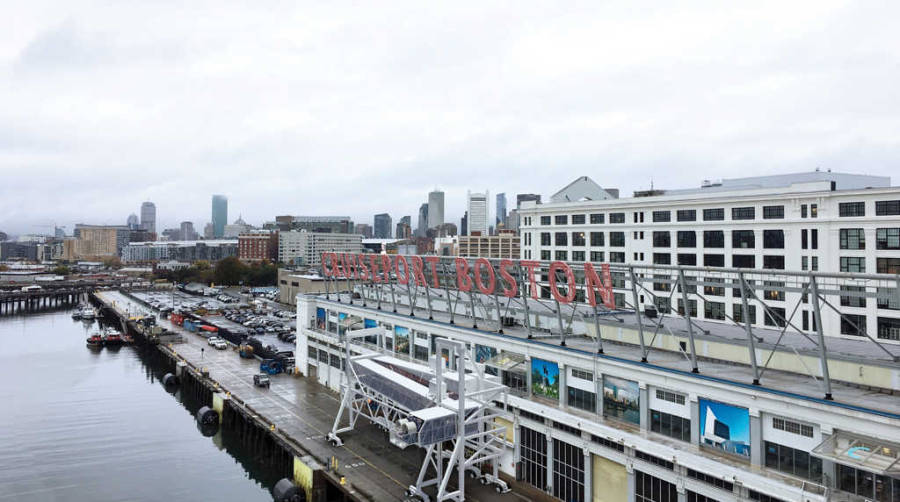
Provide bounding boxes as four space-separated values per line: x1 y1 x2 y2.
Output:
126 214 139 230
373 213 392 239
212 195 228 238
180 221 198 241
417 203 429 237
516 193 541 208
140 201 156 234
466 190 488 236
460 212 468 236
496 193 507 232
428 190 444 229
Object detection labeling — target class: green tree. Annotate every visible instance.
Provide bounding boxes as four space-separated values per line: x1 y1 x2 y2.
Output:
52 266 71 276
214 257 245 286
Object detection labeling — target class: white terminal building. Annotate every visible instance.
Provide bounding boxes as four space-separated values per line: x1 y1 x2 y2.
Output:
291 171 900 502
519 172 900 344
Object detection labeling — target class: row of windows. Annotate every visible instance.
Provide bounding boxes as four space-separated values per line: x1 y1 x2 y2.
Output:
650 410 691 442
841 257 900 274
764 441 823 482
529 199 900 229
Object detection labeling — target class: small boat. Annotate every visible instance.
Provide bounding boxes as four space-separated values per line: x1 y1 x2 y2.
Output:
102 328 124 347
73 305 97 320
86 333 104 347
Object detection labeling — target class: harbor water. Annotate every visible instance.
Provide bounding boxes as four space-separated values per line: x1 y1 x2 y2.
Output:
0 308 278 501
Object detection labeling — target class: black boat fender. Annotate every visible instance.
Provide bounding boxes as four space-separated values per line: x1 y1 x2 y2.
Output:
162 373 179 387
196 406 218 426
272 478 305 502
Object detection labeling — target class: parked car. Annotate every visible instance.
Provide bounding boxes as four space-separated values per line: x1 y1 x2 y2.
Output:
207 337 222 346
253 373 270 388
212 339 227 350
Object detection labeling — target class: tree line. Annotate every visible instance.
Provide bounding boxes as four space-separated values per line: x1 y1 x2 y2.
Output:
154 257 277 286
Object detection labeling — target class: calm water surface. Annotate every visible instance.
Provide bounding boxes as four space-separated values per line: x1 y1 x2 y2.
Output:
0 309 276 501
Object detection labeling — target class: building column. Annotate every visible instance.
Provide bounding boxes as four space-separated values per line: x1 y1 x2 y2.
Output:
639 383 649 431
526 360 533 398
690 395 700 445
583 448 592 502
677 480 687 502
596 372 604 417
820 426 837 489
626 462 636 502
559 365 567 408
750 409 761 467
546 431 554 494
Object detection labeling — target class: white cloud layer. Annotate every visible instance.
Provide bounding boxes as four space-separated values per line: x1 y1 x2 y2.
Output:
1 0 899 234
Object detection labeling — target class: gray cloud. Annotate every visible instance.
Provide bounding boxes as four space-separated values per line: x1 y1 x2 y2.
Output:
1 0 899 235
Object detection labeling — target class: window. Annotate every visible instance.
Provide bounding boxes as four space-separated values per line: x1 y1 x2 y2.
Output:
520 426 547 491
655 296 671 313
555 232 568 246
590 213 604 224
878 258 900 274
733 255 755 268
765 307 786 327
590 251 605 262
572 232 586 246
609 232 625 247
841 256 866 273
540 250 551 261
838 464 900 501
677 209 697 222
653 231 671 247
704 254 725 267
705 301 726 320
801 229 808 249
840 228 866 249
555 215 568 225
655 389 686 405
703 277 725 296
763 205 784 219
635 450 675 471
764 441 822 482
678 299 698 317
840 286 866 308
571 368 593 381
590 232 604 246
591 435 625 452
876 228 900 249
609 212 625 223
687 469 734 492
572 214 585 225
636 470 678 502
678 253 697 266
801 204 808 218
749 490 788 502
540 232 551 246
732 206 755 220
763 255 785 270
610 271 626 288
609 252 625 263
878 317 900 341
653 210 671 222
687 492 719 502
811 204 817 218
540 216 551 225
772 417 814 438
876 200 900 216
763 230 784 249
733 304 757 324
555 250 568 261
839 201 866 217
703 230 724 248
572 251 585 262
732 230 755 248
878 287 899 310
566 387 596 413
764 281 785 301
703 208 724 221
841 314 867 336
811 228 818 249
677 231 696 247
653 253 671 265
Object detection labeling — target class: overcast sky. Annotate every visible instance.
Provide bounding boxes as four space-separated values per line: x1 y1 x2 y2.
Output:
2 1 899 235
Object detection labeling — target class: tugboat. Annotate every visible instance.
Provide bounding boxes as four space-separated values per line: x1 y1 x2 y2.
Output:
102 328 124 347
86 332 104 347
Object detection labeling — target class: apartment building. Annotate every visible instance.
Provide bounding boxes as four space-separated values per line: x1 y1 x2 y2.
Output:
278 231 362 266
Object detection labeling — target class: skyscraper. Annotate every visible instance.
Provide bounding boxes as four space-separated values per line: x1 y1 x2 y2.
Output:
495 193 507 232
212 195 228 238
126 213 139 230
460 211 468 237
373 213 392 239
140 201 156 234
467 190 488 236
417 203 429 237
427 190 444 229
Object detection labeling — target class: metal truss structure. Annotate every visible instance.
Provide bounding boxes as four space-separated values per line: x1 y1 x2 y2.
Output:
323 256 900 402
327 325 510 502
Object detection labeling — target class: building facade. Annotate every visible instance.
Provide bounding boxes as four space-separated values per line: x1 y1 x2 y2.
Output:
277 231 363 266
457 232 520 259
73 224 131 260
374 213 392 239
121 240 238 263
428 190 444 229
238 230 278 262
467 190 489 236
496 192 507 231
212 195 228 238
271 216 354 234
520 172 900 343
417 203 429 237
